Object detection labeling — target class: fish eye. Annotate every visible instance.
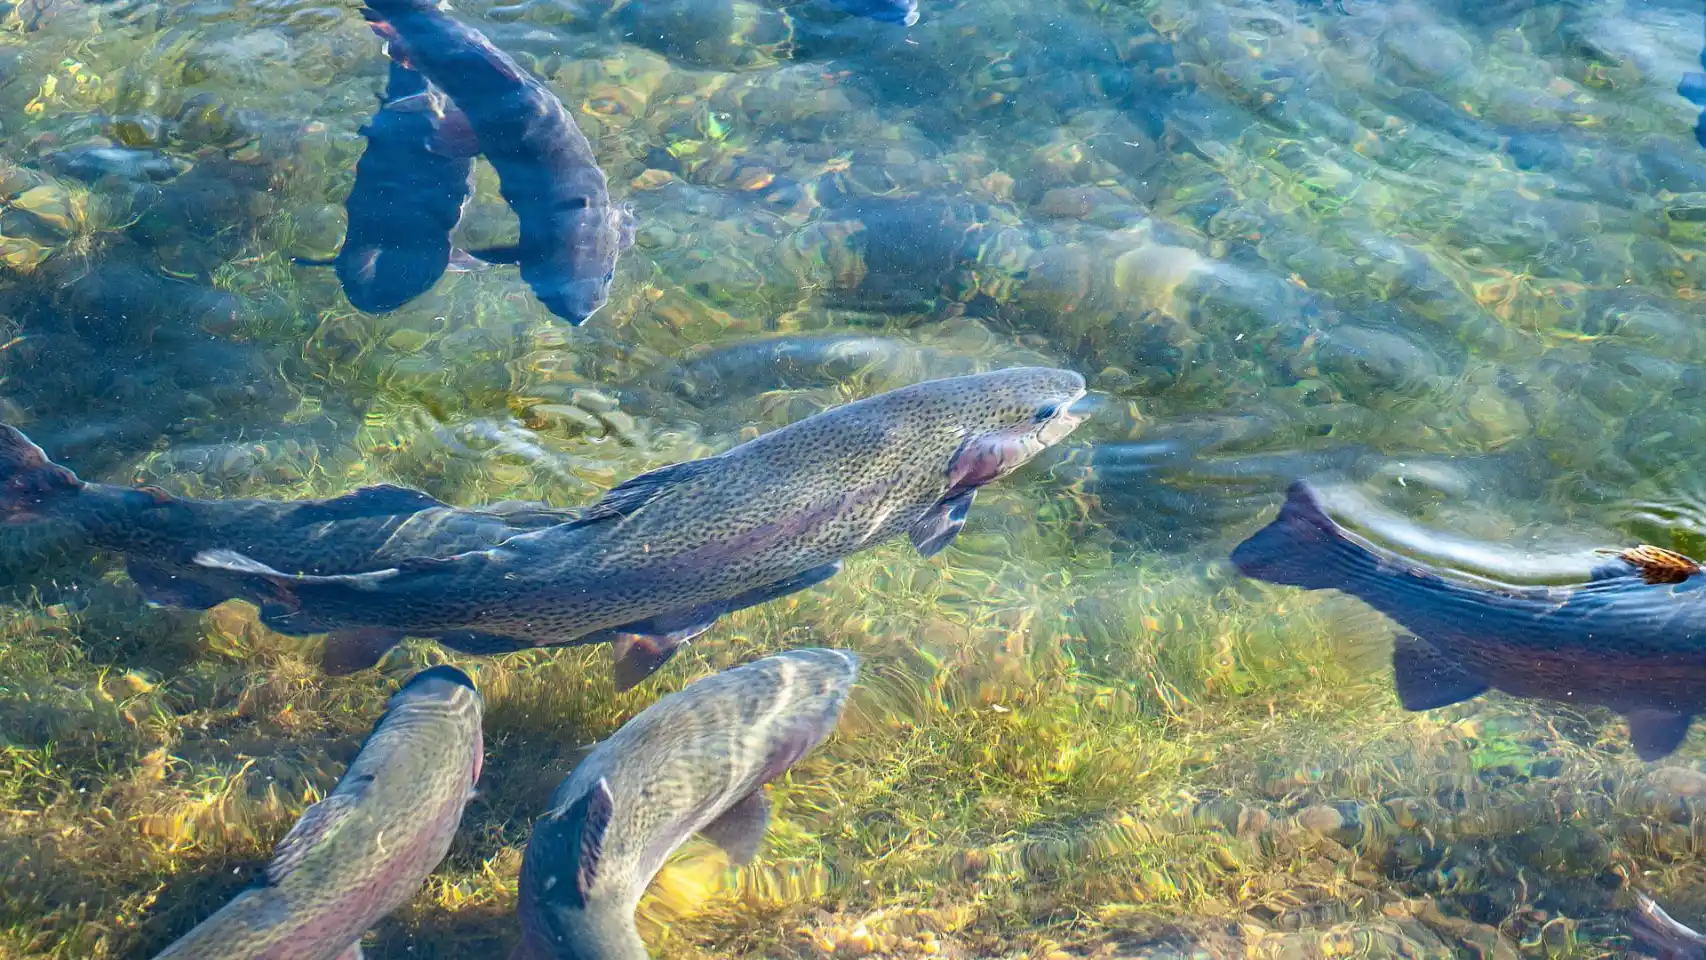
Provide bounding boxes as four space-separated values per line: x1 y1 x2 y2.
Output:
1033 403 1059 422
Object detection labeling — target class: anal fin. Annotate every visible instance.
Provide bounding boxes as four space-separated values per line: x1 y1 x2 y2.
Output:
700 789 771 866
1390 634 1487 711
1627 708 1694 761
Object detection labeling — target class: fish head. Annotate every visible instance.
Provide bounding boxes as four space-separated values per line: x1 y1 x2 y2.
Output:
537 204 636 325
389 664 486 781
918 366 1088 496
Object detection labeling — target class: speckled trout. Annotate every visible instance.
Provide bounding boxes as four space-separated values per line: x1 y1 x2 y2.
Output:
0 422 580 673
1232 480 1706 761
196 367 1087 689
151 664 484 959
514 648 858 960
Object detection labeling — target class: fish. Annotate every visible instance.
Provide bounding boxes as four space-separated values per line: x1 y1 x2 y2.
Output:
0 422 582 673
295 59 478 314
1231 480 1706 761
825 0 920 26
193 367 1089 689
513 647 858 960
151 664 484 959
359 0 635 325
1630 892 1706 960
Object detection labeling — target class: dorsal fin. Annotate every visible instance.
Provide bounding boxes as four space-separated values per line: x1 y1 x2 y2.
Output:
1615 545 1703 585
575 457 721 525
290 485 449 525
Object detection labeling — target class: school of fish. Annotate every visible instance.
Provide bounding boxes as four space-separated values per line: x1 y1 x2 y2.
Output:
8 0 1704 955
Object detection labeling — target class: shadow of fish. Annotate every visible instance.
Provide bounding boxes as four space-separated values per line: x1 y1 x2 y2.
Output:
361 0 635 326
295 59 477 313
513 648 857 960
0 422 582 673
1231 480 1706 761
194 367 1088 690
151 665 484 960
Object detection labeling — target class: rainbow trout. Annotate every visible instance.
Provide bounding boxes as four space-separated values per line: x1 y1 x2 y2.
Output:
151 664 484 959
196 367 1088 689
0 423 580 672
295 58 477 313
361 0 635 325
514 648 858 960
1232 480 1706 761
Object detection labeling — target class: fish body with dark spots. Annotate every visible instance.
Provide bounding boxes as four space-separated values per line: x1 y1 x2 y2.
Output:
360 0 634 326
196 367 1089 689
1231 480 1706 761
151 665 485 960
297 59 477 314
514 648 859 960
0 421 581 629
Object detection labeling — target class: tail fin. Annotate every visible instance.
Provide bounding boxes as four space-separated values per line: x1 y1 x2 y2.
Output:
0 424 83 522
1229 481 1370 591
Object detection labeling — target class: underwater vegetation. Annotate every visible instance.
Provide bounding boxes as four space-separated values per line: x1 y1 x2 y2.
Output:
1 0 1706 957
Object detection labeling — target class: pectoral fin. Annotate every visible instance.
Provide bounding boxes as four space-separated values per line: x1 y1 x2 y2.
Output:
908 489 975 558
321 629 406 676
1390 634 1487 711
700 789 771 865
267 787 368 884
1627 708 1694 761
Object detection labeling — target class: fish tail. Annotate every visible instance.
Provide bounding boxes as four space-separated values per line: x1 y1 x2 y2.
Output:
0 423 84 523
1229 481 1374 592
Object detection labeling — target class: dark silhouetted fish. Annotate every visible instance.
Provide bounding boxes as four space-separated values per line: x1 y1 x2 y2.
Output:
1231 480 1706 761
151 664 484 959
195 368 1088 689
514 648 857 960
0 422 581 673
295 59 477 313
360 0 635 325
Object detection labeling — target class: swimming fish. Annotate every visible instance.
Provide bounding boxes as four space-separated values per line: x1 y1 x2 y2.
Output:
194 367 1088 689
1231 480 1706 761
0 422 581 673
295 58 478 313
513 647 858 960
360 0 635 325
1630 891 1706 960
151 664 484 959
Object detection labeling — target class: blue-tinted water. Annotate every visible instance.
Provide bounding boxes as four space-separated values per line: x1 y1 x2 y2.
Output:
3 0 1706 956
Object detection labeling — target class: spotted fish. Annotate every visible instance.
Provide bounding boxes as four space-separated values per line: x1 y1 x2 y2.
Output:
514 648 858 960
195 367 1088 689
151 665 484 959
1231 480 1706 761
0 422 581 673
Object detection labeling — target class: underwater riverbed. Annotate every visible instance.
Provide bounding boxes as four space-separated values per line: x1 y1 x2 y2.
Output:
3 0 1706 956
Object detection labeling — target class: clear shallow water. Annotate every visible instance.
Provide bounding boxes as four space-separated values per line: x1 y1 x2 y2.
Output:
2 0 1706 956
